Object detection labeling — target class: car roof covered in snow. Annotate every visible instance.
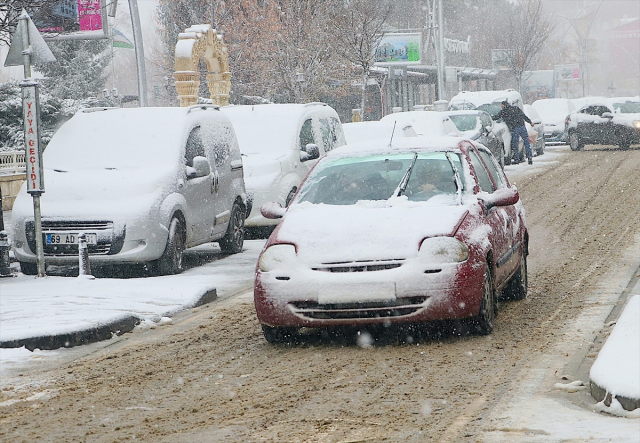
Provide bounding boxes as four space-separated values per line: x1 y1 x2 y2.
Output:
449 89 521 107
327 135 468 159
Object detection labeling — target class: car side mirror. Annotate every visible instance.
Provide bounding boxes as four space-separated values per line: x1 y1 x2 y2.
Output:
478 187 519 212
300 143 320 162
187 156 211 179
261 201 286 219
602 112 613 119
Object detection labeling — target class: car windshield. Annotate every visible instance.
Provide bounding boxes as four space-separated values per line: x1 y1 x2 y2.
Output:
611 102 640 113
450 115 480 132
477 103 502 118
295 152 464 205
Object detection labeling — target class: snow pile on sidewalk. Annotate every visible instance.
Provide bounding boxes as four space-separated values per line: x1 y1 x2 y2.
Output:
590 294 640 417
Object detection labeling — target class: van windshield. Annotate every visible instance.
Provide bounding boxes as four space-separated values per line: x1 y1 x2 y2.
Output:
44 109 184 171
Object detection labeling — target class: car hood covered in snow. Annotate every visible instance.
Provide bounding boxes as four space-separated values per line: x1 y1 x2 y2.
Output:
275 200 471 264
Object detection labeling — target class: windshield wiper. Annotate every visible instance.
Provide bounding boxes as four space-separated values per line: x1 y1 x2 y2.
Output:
393 152 418 197
445 152 463 205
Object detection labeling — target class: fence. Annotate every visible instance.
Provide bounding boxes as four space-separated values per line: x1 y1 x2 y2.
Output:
0 151 26 174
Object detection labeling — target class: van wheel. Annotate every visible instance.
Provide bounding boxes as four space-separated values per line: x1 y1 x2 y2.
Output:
19 261 38 275
469 263 496 335
157 218 185 275
219 203 245 254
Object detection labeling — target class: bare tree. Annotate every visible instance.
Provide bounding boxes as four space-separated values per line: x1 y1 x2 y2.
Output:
331 0 392 120
498 0 555 92
0 0 44 45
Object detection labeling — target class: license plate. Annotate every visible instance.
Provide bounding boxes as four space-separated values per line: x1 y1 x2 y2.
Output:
46 233 98 245
318 282 396 304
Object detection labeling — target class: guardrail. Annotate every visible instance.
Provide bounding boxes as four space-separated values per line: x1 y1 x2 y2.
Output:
0 151 26 174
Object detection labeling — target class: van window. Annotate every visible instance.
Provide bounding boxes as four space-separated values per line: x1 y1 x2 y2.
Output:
319 117 341 151
185 127 205 167
299 119 315 150
212 124 232 168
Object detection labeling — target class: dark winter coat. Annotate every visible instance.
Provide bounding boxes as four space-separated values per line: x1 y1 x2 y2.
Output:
493 104 532 130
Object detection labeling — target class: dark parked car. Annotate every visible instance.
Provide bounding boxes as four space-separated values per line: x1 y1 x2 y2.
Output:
254 137 529 343
565 99 640 151
448 110 505 167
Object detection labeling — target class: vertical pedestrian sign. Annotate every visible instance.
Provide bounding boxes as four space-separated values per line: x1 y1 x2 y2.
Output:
22 80 45 194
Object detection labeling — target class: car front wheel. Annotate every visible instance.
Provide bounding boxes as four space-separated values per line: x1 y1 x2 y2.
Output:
569 132 584 151
157 217 185 275
503 252 528 301
19 261 38 275
262 325 298 344
470 263 496 335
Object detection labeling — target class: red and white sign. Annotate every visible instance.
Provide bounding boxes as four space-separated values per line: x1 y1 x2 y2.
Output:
22 82 45 194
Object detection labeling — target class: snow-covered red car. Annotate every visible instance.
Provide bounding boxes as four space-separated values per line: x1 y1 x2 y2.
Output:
254 137 529 343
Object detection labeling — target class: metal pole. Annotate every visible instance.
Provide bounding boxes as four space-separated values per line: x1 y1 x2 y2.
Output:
437 0 446 100
129 0 148 107
20 13 45 277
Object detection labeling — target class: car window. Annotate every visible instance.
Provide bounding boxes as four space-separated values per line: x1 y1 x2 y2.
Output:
478 149 506 189
185 126 205 167
480 113 493 130
468 149 495 193
295 152 464 206
212 124 233 168
319 117 341 152
450 114 479 132
299 118 315 150
611 102 640 113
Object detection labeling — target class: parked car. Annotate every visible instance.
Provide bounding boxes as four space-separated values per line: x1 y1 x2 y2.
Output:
447 109 505 167
531 98 576 144
448 89 524 165
221 103 345 236
12 106 248 275
254 136 529 343
523 104 545 156
343 120 417 144
570 96 608 112
380 111 462 138
564 99 640 151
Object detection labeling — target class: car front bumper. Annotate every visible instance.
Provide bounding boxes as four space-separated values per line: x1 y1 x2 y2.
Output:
254 257 485 328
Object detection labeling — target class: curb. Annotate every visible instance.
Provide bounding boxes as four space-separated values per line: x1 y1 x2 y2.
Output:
0 287 217 352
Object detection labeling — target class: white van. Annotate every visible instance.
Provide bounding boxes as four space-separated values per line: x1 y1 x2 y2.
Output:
12 106 247 275
221 103 345 234
449 89 524 165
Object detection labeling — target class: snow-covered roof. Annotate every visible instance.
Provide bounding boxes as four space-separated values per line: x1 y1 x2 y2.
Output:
531 98 576 120
449 89 522 107
221 103 332 154
328 136 466 160
380 111 461 137
343 120 416 144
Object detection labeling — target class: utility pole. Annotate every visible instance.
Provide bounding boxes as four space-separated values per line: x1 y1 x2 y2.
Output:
424 0 446 101
128 0 148 107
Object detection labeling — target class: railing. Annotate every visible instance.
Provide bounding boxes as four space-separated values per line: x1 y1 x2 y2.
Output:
0 150 26 174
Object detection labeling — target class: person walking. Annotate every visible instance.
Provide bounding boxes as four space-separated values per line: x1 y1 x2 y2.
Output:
493 100 534 164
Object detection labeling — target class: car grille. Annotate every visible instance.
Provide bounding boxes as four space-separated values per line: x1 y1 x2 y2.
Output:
25 220 125 257
312 259 405 273
289 297 428 320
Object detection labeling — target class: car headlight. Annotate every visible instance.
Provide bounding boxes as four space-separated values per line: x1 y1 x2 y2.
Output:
633 120 640 129
419 237 469 263
258 244 297 272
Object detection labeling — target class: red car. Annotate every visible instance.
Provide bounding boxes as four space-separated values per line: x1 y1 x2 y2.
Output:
254 137 528 343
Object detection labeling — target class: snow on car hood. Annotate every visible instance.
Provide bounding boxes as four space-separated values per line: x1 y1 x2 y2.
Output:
612 113 640 126
32 167 172 221
276 199 470 264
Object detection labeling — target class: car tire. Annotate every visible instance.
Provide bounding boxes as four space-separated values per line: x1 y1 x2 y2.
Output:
262 325 298 344
536 140 545 156
568 131 584 151
503 252 528 301
19 261 38 275
219 203 245 254
157 217 185 275
619 141 631 150
504 152 512 166
470 263 496 335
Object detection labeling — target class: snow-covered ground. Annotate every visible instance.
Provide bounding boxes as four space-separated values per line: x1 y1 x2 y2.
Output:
0 240 265 376
0 145 638 441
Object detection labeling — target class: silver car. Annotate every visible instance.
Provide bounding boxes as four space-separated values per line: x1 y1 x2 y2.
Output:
12 106 247 275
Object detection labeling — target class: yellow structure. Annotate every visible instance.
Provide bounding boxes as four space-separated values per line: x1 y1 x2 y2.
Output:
174 24 231 107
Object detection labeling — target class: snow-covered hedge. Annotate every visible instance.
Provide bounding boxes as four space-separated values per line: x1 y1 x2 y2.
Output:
0 81 117 152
